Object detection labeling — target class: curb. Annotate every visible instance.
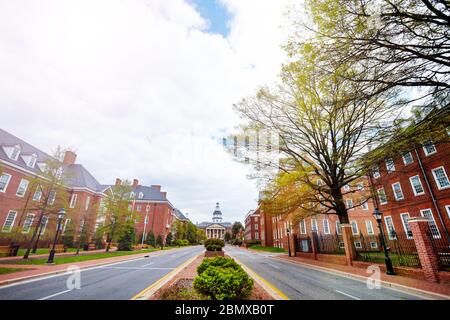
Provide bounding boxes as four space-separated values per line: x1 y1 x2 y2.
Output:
274 256 450 300
233 256 289 300
0 247 184 287
131 253 202 300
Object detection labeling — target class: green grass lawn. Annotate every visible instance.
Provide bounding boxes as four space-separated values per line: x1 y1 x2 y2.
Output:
16 248 78 256
357 252 421 267
0 267 29 275
9 248 164 265
248 245 286 253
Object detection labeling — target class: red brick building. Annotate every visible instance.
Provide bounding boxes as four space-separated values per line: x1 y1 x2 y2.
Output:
0 128 177 248
370 134 450 241
244 209 260 242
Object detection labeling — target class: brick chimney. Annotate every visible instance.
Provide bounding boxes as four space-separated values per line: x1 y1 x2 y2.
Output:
151 185 161 192
132 179 139 187
115 178 122 186
63 150 77 165
161 191 167 199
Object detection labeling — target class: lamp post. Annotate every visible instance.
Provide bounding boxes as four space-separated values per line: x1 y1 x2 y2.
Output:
141 205 150 245
47 208 66 264
286 228 292 257
373 208 396 275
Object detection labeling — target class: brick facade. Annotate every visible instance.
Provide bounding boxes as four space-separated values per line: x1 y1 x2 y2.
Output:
244 209 260 241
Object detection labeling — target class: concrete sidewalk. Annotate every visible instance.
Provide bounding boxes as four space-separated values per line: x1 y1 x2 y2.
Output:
275 255 450 298
0 248 176 286
0 248 117 263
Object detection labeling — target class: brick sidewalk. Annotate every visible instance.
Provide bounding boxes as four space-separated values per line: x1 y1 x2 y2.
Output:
0 248 171 285
275 255 450 298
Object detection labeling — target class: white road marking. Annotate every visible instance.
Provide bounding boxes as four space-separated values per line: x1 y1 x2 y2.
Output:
267 263 281 270
99 266 174 270
38 289 72 300
140 262 154 267
335 290 361 300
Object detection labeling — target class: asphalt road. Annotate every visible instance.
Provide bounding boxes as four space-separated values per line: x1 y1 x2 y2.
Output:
0 245 204 300
224 246 436 300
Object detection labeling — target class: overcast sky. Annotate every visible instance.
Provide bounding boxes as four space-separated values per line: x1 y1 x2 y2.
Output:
0 0 295 224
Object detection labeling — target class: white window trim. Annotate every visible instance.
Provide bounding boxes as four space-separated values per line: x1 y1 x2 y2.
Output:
311 218 318 232
384 216 396 240
409 175 425 196
386 159 396 172
423 141 437 156
420 208 441 239
361 200 369 210
40 216 49 235
446 205 450 219
365 220 374 235
391 182 404 201
402 152 414 165
378 188 388 205
323 219 330 234
22 213 35 234
299 220 306 234
346 199 354 210
2 210 17 232
400 213 413 239
335 221 342 235
15 178 29 197
69 194 78 208
373 166 380 179
85 196 91 211
0 173 12 193
350 220 359 235
431 166 450 190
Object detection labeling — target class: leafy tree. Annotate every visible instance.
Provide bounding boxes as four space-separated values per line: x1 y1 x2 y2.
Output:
97 180 135 252
231 222 244 239
165 232 173 246
224 232 231 242
146 231 156 247
118 224 135 251
156 234 164 249
61 220 75 248
186 221 198 244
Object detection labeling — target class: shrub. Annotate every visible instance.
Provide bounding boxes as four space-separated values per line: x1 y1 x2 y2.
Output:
181 239 189 246
231 239 243 246
204 238 224 251
194 257 253 300
197 257 240 274
245 240 261 247
117 225 135 251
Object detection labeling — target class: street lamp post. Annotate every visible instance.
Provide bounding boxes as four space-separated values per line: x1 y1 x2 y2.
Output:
141 205 150 246
373 208 396 275
47 208 66 264
286 228 292 257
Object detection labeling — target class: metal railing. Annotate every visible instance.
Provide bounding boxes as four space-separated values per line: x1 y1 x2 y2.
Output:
428 228 450 271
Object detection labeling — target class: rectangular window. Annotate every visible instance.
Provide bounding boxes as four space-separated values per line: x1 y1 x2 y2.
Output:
346 199 353 210
361 199 368 210
351 220 358 235
311 219 318 232
136 205 142 212
62 219 71 234
400 213 413 238
402 152 413 165
370 242 378 249
378 188 387 205
384 216 396 239
343 185 350 192
354 242 362 249
16 179 29 197
323 219 330 234
409 175 425 196
0 173 12 192
446 205 450 219
357 183 364 190
33 186 42 201
372 166 380 179
69 194 77 208
336 221 342 235
85 196 91 211
39 216 48 235
423 139 437 156
47 191 56 205
386 159 395 172
420 209 441 239
432 166 450 190
255 232 258 240
255 224 258 230
2 211 17 232
22 213 35 233
365 220 374 235
392 182 404 200
299 220 306 234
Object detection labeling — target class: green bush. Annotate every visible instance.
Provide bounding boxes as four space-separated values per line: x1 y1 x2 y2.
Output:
117 225 135 251
231 239 243 246
194 257 253 300
197 257 240 274
204 238 224 251
245 240 261 247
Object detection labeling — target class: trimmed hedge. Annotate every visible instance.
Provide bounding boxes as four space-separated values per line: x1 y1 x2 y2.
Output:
204 238 224 251
194 257 253 300
245 240 261 247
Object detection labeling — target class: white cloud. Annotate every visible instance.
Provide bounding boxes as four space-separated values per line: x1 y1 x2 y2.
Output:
0 0 292 223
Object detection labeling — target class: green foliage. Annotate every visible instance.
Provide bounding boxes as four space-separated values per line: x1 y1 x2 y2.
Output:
156 234 164 247
232 222 244 239
117 224 135 251
231 239 243 246
61 222 75 248
165 232 173 246
174 239 189 247
224 232 231 242
194 257 253 300
146 231 156 247
245 240 261 247
204 238 224 251
249 245 285 253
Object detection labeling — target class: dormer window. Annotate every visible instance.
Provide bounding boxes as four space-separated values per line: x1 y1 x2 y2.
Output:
138 192 144 199
130 192 135 199
10 145 21 160
28 154 37 168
